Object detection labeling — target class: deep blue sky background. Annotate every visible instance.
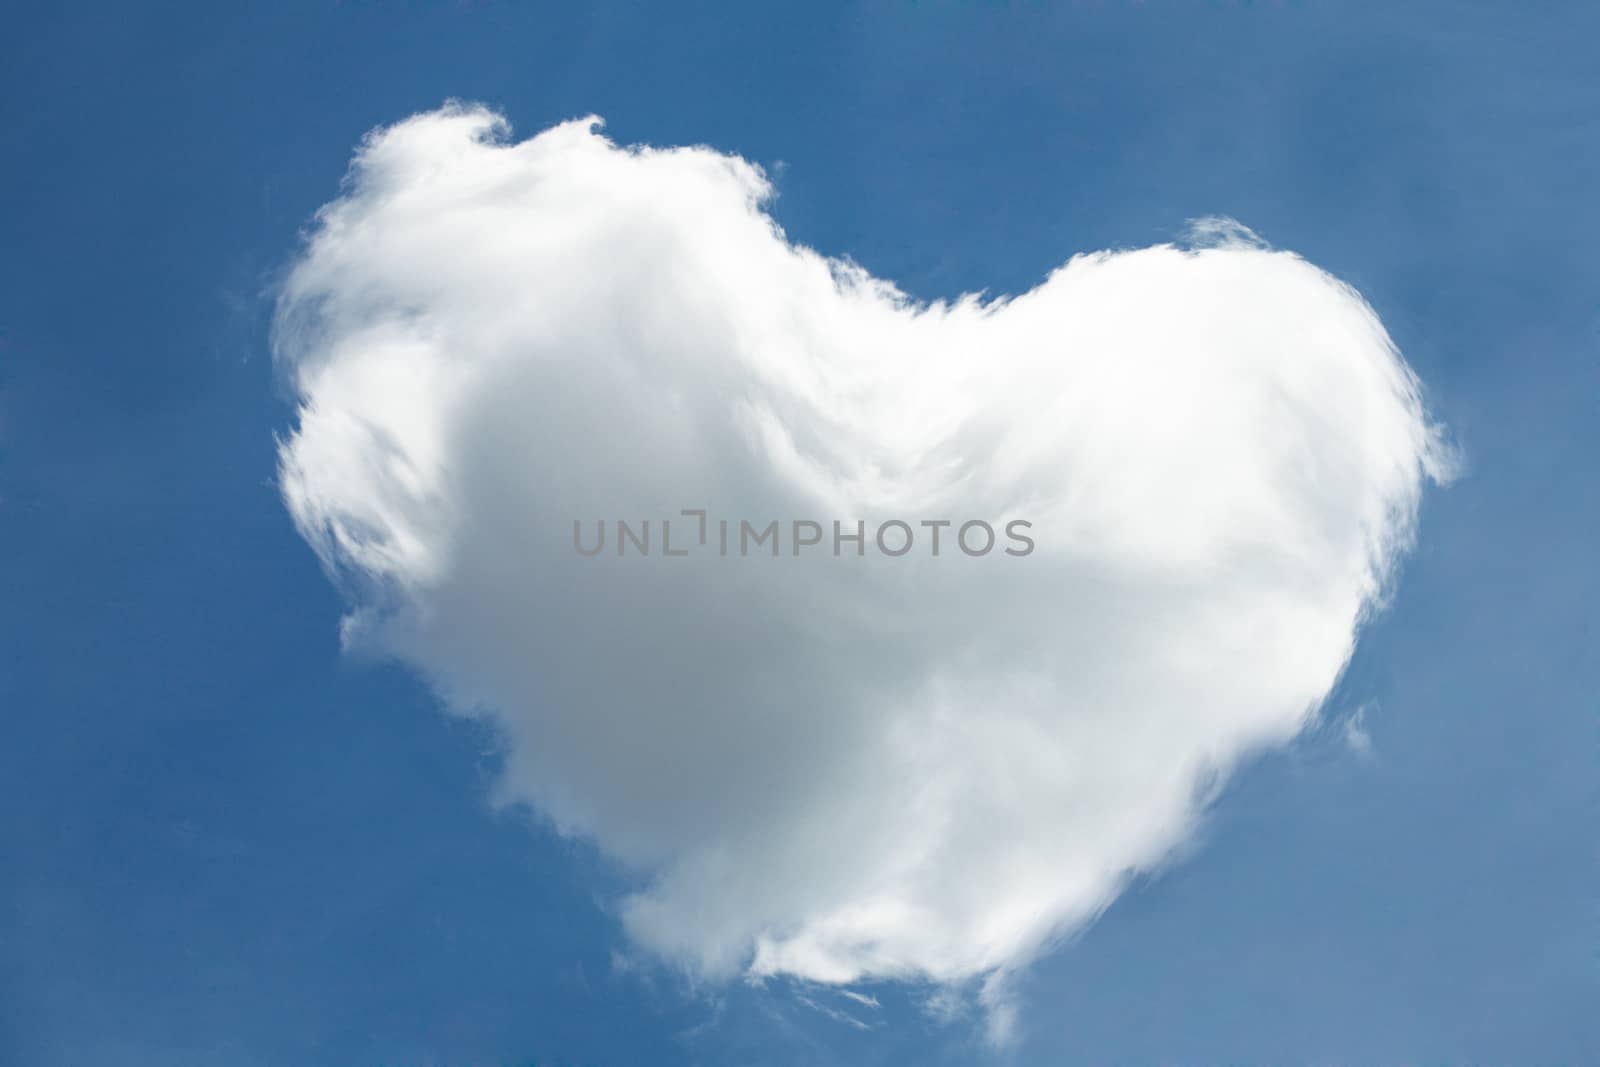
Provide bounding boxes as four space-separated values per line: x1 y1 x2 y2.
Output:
2 2 1595 1063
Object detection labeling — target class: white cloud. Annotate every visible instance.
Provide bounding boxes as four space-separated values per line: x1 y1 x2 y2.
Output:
837 990 881 1010
1343 702 1376 758
275 105 1448 1026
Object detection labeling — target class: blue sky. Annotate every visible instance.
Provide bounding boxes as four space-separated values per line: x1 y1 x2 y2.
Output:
2 2 1596 1064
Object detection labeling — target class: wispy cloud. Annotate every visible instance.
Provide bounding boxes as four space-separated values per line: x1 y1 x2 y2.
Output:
1343 702 1376 758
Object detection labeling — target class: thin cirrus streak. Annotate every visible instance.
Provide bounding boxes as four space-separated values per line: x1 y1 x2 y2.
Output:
274 104 1450 1039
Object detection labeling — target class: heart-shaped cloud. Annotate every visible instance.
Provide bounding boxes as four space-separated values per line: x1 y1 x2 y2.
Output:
275 106 1448 1026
